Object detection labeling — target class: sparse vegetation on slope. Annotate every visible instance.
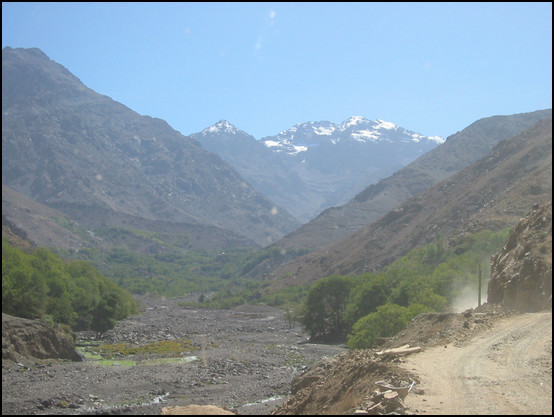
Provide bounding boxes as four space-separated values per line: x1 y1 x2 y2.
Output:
54 244 308 300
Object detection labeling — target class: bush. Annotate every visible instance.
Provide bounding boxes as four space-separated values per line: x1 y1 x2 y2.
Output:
347 303 431 349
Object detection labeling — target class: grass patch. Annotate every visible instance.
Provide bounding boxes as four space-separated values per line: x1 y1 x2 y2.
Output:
96 359 137 367
78 339 204 368
77 348 104 361
89 339 197 359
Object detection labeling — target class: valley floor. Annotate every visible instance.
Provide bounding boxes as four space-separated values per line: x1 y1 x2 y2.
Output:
3 297 551 415
1 296 345 415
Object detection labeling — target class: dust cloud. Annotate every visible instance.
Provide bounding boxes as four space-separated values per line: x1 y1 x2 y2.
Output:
449 283 488 313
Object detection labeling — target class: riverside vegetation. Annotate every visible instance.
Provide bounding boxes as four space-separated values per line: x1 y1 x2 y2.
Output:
2 238 138 336
3 227 508 350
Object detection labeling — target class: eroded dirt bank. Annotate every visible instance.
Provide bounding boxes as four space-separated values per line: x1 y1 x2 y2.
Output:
2 296 346 415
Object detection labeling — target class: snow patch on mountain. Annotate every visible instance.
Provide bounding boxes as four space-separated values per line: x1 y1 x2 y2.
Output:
263 140 281 148
313 126 336 136
409 133 426 143
291 145 308 154
263 138 308 154
374 119 397 130
351 130 382 142
429 136 445 144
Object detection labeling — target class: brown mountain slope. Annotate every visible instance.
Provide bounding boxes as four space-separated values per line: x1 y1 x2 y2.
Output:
2 184 91 250
2 47 299 247
2 184 258 253
269 109 552 253
266 117 552 289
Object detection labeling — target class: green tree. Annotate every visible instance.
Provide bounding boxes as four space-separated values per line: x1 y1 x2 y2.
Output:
283 302 303 329
3 264 48 318
29 247 77 324
301 275 354 341
412 288 447 312
2 239 48 317
90 291 118 338
344 274 389 329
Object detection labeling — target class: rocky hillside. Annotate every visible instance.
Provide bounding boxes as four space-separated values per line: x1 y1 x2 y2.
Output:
2 313 82 364
269 109 552 253
262 117 552 288
190 121 311 221
2 47 299 247
488 202 552 311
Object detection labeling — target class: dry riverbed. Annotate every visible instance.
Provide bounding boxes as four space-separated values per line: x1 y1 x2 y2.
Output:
2 296 346 415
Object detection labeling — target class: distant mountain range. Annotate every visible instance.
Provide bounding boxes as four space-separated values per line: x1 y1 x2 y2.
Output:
2 46 551 296
191 117 443 222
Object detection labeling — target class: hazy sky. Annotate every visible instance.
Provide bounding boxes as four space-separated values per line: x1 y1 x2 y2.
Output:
2 2 552 140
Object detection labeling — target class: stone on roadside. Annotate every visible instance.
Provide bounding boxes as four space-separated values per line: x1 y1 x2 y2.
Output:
367 402 385 415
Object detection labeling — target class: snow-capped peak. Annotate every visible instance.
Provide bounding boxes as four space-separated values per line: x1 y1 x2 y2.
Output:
200 120 240 136
340 116 369 129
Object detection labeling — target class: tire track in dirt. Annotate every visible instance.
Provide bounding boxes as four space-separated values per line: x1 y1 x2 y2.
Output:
401 312 552 415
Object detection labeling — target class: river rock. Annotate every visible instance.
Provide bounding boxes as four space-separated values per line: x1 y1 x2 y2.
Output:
161 404 236 414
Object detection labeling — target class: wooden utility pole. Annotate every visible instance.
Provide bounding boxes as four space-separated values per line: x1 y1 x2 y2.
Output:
477 264 481 307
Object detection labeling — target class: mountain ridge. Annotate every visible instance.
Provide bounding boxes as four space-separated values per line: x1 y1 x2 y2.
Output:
2 184 259 253
191 116 444 222
261 115 443 152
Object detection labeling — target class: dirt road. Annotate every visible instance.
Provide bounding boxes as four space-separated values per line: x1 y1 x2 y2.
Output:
401 312 552 415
